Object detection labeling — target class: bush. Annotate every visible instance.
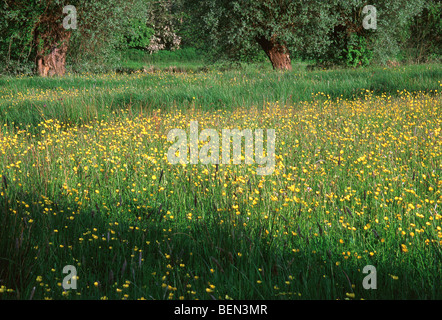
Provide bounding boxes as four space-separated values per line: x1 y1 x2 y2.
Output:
124 19 155 50
342 34 373 68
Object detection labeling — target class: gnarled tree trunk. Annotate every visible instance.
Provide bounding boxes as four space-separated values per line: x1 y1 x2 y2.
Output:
36 37 70 77
256 35 292 71
34 12 71 77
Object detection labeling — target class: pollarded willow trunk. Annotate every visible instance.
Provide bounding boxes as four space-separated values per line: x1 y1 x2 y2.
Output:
34 15 71 77
36 38 70 77
256 35 292 71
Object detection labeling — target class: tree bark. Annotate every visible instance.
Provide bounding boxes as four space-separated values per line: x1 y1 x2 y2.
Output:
36 37 70 77
34 13 71 77
256 35 292 71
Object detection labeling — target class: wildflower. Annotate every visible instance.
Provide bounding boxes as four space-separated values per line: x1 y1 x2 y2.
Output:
400 244 408 253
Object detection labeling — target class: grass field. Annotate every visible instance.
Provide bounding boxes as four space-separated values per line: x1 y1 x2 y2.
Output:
0 63 441 300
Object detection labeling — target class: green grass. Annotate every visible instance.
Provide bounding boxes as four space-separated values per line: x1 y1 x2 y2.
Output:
0 63 441 300
118 48 207 73
1 63 441 131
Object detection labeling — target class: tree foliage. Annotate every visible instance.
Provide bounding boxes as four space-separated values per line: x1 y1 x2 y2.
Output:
123 19 155 51
145 0 182 53
0 0 438 74
182 0 430 68
401 0 442 63
0 0 148 74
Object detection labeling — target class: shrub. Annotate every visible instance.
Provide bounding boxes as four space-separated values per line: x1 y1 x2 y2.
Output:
342 34 373 68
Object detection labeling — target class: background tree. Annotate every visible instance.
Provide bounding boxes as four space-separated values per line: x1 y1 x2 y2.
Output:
0 0 436 75
0 0 148 76
145 0 182 54
182 0 342 71
181 0 429 70
316 1 427 67
400 0 442 63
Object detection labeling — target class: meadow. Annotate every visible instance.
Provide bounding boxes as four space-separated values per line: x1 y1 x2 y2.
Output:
0 63 441 300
